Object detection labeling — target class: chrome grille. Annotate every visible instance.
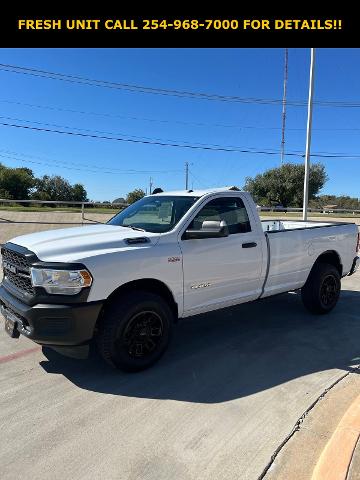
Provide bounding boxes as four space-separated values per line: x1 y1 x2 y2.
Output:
1 247 35 296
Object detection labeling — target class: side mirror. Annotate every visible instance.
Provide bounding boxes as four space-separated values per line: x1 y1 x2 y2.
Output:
183 220 229 240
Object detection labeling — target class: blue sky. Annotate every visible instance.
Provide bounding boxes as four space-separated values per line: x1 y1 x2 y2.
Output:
0 48 359 201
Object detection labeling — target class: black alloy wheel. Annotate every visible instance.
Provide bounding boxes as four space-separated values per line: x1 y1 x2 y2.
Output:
301 262 341 314
319 274 338 307
121 311 164 359
97 291 173 371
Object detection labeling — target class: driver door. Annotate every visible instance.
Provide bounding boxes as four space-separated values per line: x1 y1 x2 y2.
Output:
180 196 263 315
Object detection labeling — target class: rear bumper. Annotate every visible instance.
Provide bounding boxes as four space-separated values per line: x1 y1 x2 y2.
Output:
348 256 360 276
0 284 103 346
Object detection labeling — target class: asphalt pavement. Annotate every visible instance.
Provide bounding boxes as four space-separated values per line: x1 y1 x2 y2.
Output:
0 265 359 480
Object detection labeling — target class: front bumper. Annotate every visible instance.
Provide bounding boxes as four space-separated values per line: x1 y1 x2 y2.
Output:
348 256 360 276
0 284 103 346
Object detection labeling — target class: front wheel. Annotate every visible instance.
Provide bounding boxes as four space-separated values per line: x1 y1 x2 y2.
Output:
301 263 341 314
97 291 173 371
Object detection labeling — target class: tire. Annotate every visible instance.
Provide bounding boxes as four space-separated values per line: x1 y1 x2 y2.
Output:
97 291 173 371
301 262 341 314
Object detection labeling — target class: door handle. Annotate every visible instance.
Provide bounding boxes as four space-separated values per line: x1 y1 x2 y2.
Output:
242 242 257 248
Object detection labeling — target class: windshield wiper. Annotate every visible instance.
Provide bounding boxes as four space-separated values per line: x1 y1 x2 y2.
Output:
124 225 146 232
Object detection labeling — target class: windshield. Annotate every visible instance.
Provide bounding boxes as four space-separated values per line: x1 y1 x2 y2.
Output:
108 195 199 233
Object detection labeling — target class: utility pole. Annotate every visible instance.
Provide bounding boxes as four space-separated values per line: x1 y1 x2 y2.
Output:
280 48 288 165
149 176 153 195
185 162 189 190
302 48 316 221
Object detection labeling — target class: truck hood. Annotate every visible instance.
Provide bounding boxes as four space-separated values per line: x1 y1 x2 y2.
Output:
8 224 161 263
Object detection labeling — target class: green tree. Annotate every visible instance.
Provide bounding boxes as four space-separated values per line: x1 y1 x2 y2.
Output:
0 188 13 199
0 166 36 199
71 183 88 202
31 190 51 201
32 175 72 200
32 175 88 202
243 163 328 207
126 188 145 204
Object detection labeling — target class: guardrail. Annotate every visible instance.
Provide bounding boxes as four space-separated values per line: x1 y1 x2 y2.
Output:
1 198 360 216
0 198 129 220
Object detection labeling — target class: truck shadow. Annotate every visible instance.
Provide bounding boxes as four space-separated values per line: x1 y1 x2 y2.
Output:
40 289 360 403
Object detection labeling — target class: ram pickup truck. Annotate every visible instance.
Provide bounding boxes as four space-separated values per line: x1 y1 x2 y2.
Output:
1 187 359 371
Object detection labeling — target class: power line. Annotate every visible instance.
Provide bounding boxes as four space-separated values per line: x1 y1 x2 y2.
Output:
0 114 224 146
0 98 287 131
0 154 177 175
0 114 289 150
2 98 360 133
9 113 340 153
4 62 360 109
0 120 296 154
2 120 360 159
2 62 360 108
0 63 306 106
0 148 182 172
0 150 182 175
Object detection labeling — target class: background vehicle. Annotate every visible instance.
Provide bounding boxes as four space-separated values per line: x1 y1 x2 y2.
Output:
1 187 359 371
274 204 288 213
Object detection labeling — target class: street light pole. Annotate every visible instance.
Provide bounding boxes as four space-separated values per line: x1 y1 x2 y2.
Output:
302 48 316 221
185 162 189 190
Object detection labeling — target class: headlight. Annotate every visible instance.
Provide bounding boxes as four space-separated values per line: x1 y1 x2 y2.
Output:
30 268 92 295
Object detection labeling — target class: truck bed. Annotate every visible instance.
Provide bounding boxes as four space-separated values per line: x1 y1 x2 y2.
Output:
259 218 358 298
261 219 353 232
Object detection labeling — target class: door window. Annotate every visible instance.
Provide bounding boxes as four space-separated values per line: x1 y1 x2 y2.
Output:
188 197 251 235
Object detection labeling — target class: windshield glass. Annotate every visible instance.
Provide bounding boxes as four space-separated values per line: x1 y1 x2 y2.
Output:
108 195 199 233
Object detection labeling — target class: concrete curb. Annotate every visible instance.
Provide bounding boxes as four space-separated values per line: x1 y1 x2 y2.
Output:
311 394 360 480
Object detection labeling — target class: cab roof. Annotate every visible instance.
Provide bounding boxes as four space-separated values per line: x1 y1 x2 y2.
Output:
150 186 243 197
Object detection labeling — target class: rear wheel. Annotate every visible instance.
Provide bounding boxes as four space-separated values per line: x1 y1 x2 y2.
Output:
97 291 173 371
301 262 341 314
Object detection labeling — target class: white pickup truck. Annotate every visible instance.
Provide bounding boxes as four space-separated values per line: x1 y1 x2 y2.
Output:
1 187 359 371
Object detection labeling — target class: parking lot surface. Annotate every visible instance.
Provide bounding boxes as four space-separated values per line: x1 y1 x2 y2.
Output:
0 260 359 479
